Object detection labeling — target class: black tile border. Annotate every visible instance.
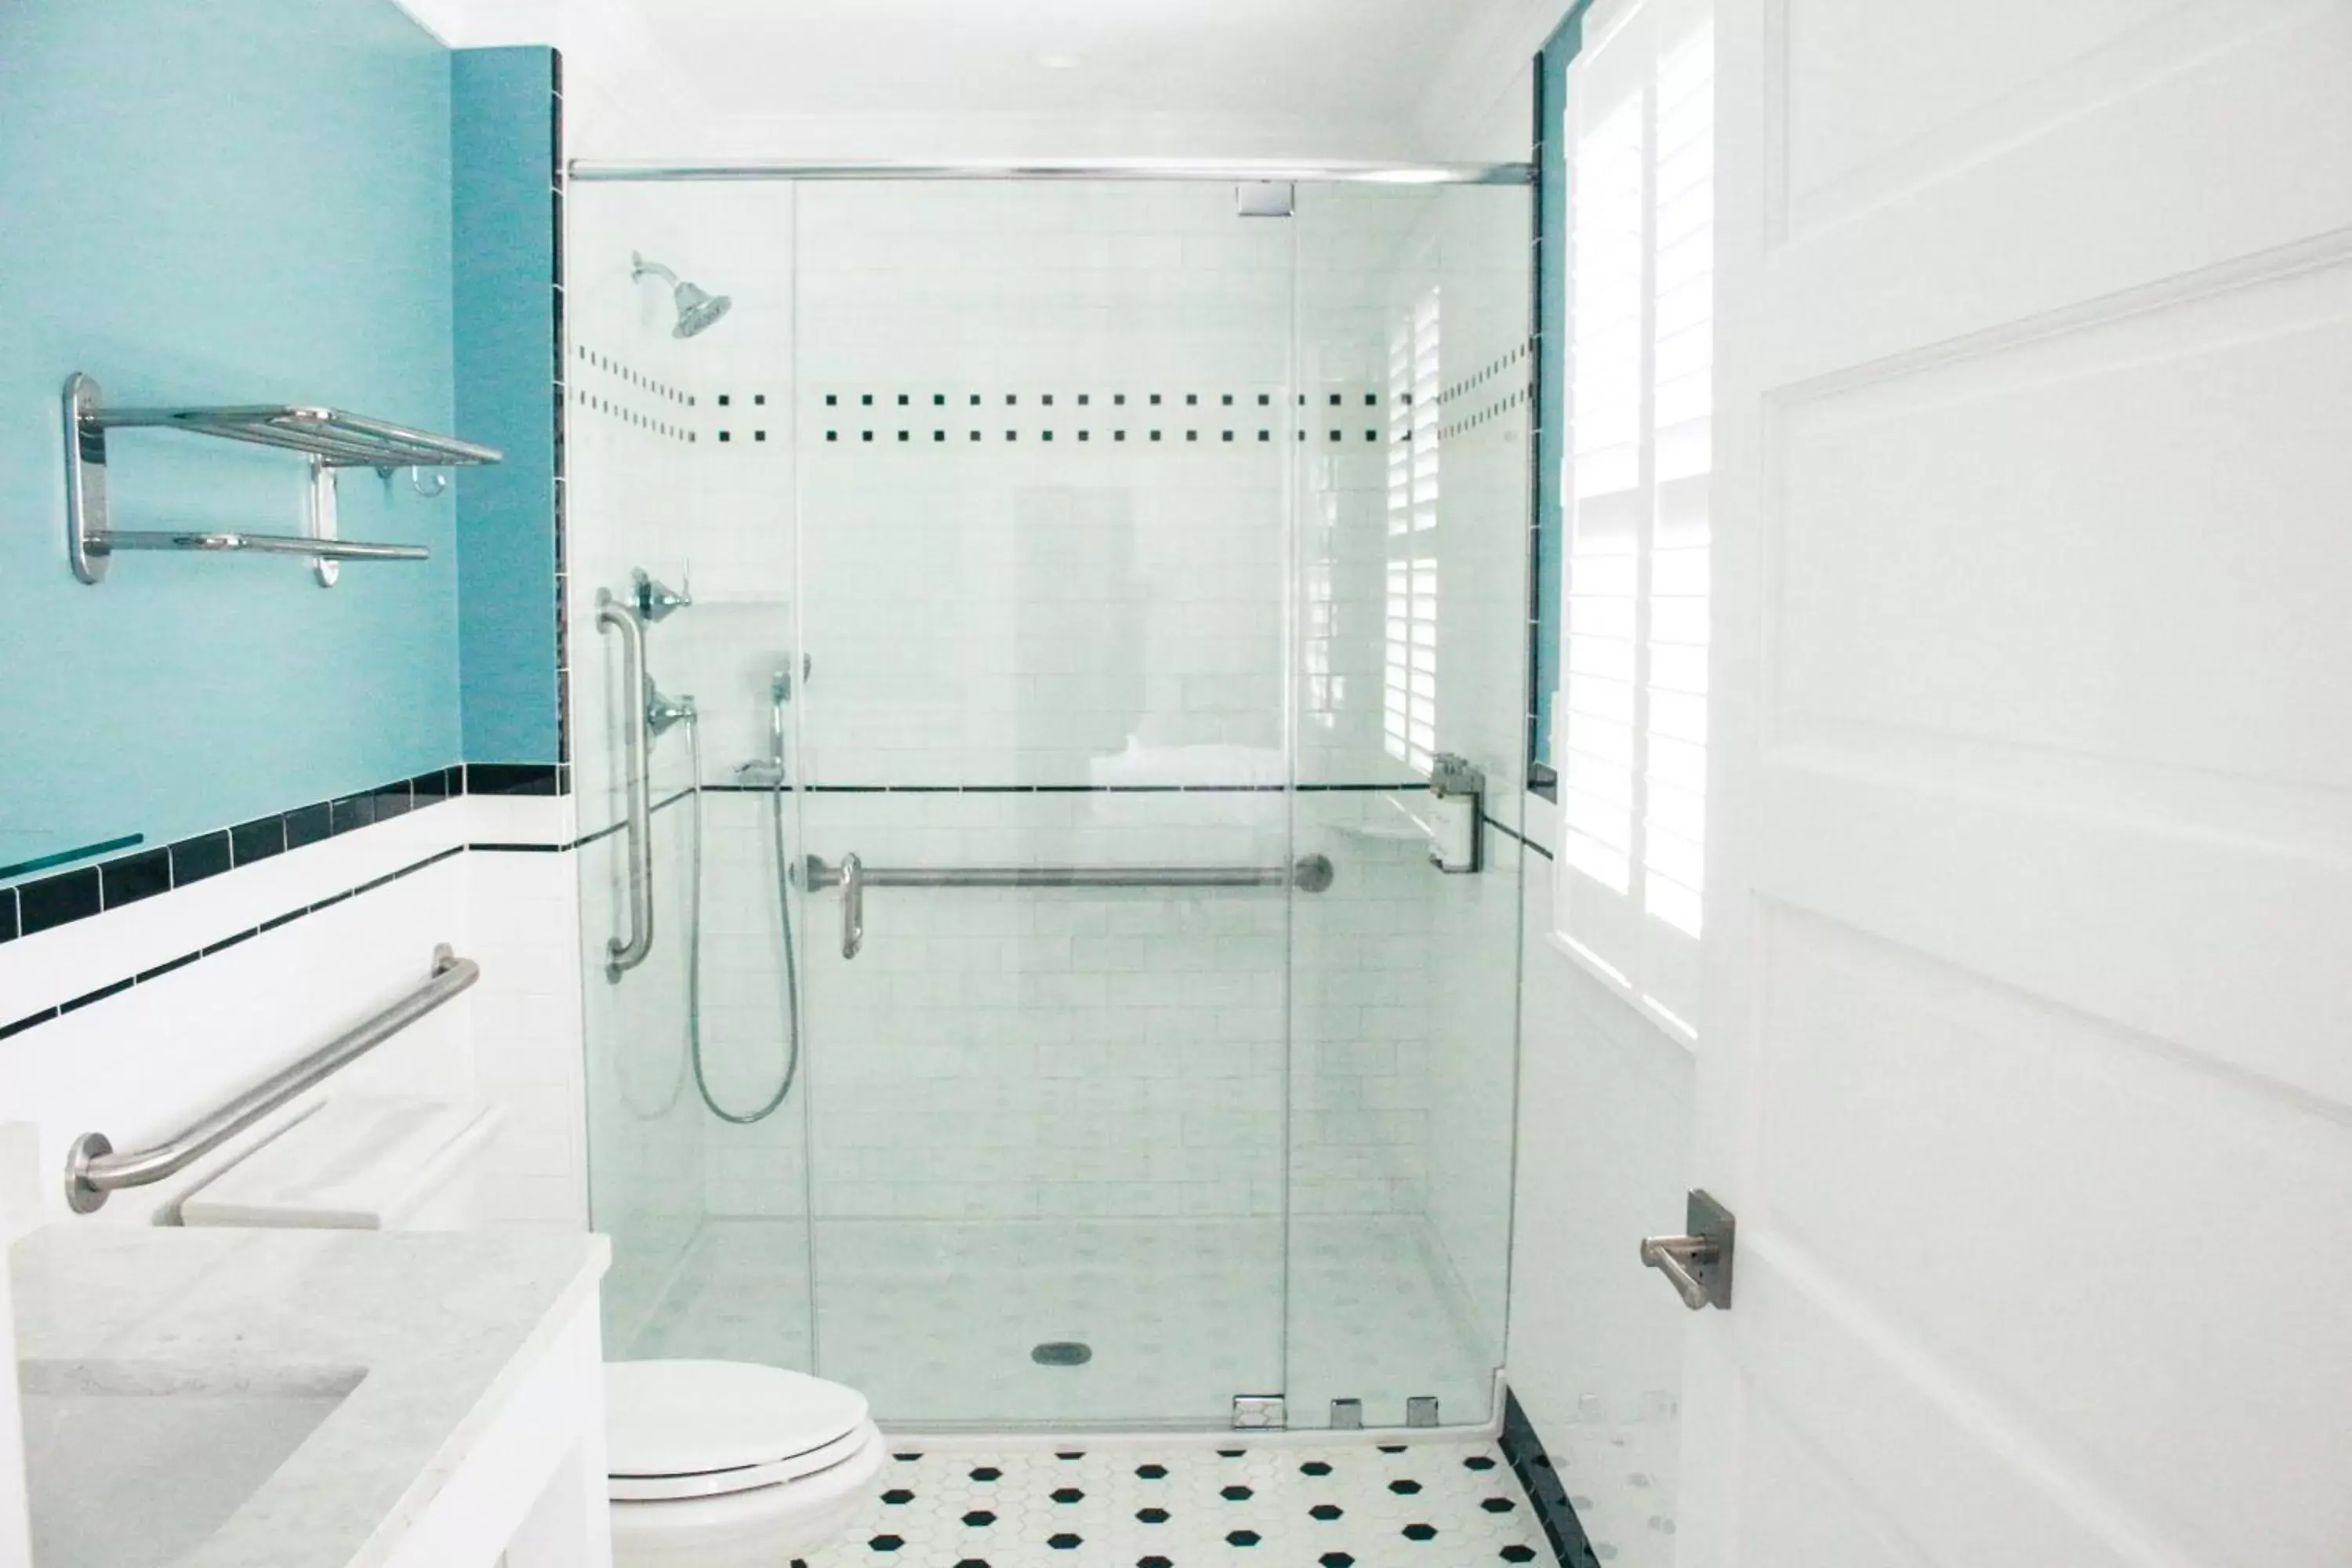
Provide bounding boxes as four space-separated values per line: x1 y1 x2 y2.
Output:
0 844 467 1042
0 764 560 949
0 770 1427 1041
1499 1391 1602 1568
1485 813 1553 862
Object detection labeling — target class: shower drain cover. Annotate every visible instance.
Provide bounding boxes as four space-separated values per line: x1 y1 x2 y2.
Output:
1032 1341 1093 1367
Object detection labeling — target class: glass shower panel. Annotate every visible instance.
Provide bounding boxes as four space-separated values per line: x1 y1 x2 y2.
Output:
1284 181 1533 1428
571 180 819 1374
790 181 1299 1425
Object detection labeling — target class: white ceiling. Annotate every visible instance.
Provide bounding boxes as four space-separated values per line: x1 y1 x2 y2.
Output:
639 0 1488 123
403 0 1553 160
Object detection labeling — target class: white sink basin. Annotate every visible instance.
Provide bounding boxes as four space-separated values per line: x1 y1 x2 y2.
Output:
20 1359 362 1568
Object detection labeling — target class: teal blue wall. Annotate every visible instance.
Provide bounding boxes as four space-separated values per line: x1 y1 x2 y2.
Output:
0 1 461 857
1530 5 1588 774
453 47 562 768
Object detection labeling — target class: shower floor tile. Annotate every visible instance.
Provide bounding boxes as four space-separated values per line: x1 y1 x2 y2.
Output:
622 1215 1494 1428
801 1435 1551 1568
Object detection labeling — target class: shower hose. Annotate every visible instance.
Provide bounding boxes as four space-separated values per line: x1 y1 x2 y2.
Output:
681 711 802 1123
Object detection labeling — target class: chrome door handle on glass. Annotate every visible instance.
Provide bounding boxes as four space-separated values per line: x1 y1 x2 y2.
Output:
1640 1189 1736 1312
596 588 655 981
839 852 864 959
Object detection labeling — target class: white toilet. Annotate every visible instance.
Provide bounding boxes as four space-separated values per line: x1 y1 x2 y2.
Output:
181 1095 885 1567
604 1359 885 1568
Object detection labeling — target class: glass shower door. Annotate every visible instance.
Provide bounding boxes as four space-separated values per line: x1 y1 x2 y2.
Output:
790 180 1300 1425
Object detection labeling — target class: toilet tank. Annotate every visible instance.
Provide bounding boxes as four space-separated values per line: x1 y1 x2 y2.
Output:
179 1095 504 1231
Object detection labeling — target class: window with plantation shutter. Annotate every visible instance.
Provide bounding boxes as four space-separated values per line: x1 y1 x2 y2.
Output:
1553 0 1713 1041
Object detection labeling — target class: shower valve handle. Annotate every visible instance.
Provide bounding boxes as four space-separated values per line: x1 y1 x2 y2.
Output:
839 853 864 960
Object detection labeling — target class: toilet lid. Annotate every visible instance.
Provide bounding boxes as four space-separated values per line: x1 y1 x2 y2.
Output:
606 1360 869 1479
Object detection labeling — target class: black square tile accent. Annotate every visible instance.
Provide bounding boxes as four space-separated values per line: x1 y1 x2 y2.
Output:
720 394 732 406
719 430 731 442
0 887 17 943
329 793 377 836
1043 394 1054 406
1185 393 1199 405
1222 392 1235 405
897 393 909 405
826 393 838 405
1260 392 1272 405
20 868 100 935
1114 394 1127 405
168 831 231 888
101 847 172 909
231 815 286 866
284 802 332 851
467 764 561 797
372 780 415 821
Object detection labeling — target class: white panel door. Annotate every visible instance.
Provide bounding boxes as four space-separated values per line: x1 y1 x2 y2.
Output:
1693 2 2352 1564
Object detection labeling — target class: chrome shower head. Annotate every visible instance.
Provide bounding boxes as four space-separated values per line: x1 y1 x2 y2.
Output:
631 251 732 339
671 281 732 338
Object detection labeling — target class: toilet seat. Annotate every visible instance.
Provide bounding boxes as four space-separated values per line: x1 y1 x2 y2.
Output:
605 1360 873 1501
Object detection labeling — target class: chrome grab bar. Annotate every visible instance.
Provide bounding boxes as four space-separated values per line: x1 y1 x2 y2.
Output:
597 588 655 980
803 853 1336 960
839 852 864 959
64 945 478 1214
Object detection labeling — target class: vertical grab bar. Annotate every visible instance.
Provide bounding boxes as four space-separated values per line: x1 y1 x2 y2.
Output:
596 588 655 980
839 853 864 959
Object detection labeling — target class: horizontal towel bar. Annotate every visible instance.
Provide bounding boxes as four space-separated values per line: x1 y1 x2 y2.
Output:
88 530 429 562
64 944 478 1214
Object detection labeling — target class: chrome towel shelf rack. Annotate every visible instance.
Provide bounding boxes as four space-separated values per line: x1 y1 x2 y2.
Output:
64 944 479 1214
62 372 503 586
802 851 1335 959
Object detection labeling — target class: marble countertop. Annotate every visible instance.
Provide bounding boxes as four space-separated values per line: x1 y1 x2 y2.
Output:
11 1224 608 1568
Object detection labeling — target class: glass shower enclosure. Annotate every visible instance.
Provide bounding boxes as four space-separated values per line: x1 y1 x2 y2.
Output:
567 165 1533 1430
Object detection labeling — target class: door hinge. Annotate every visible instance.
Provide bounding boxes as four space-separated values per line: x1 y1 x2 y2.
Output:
1232 1394 1287 1429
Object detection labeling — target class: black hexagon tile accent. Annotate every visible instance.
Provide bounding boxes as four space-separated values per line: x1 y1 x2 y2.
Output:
1319 1556 1356 1568
1403 1523 1439 1541
1138 1558 1173 1568
868 1536 906 1553
1501 1547 1540 1563
1136 1508 1171 1524
1051 1487 1084 1504
968 1466 1001 1483
1046 1534 1083 1551
1221 1484 1254 1501
881 1489 916 1505
1464 1454 1498 1472
1389 1479 1423 1495
1226 1529 1262 1547
1136 1463 1169 1480
1300 1460 1334 1476
1310 1503 1345 1521
960 1511 996 1528
1482 1496 1518 1512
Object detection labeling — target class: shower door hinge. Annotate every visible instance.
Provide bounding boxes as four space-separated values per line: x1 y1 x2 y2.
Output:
1232 1394 1287 1430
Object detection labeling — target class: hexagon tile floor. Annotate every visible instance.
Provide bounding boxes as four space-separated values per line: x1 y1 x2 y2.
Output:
798 1437 1554 1568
